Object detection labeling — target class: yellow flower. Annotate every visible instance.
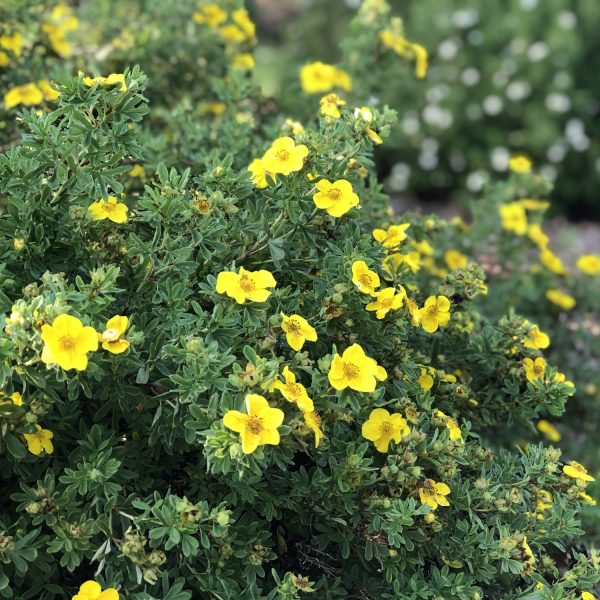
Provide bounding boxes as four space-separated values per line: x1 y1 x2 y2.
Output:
419 479 451 510
418 368 434 391
527 224 548 248
365 287 405 319
319 93 346 119
299 61 337 94
302 410 323 448
579 493 597 507
435 410 462 442
216 267 276 304
499 202 528 235
280 313 317 351
218 24 246 44
554 372 575 395
262 137 309 176
508 155 532 173
328 343 387 393
232 8 256 39
4 83 44 109
83 73 127 92
404 295 421 326
379 30 428 79
413 43 428 78
332 67 352 91
192 4 227 27
0 32 23 56
313 179 359 217
37 80 60 101
361 408 410 453
223 394 284 454
88 196 129 223
372 223 410 248
562 461 595 483
546 289 575 310
41 314 98 371
272 366 314 412
0 51 9 67
536 420 560 443
384 252 421 275
419 295 451 333
539 248 565 275
366 128 383 145
412 239 434 256
71 580 119 600
7 392 23 406
522 357 546 384
284 119 304 135
248 157 270 188
232 53 255 70
351 261 380 296
100 316 130 354
444 249 468 270
23 425 54 456
523 324 550 349
576 254 600 276
129 164 146 180
521 536 535 565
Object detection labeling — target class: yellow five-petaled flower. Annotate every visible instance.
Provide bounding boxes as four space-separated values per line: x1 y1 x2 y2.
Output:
313 179 359 218
71 580 119 600
280 313 317 351
271 366 314 412
522 357 546 384
99 315 130 354
88 196 128 224
365 287 405 319
328 343 387 393
261 137 308 176
23 425 54 456
223 394 284 454
419 479 451 510
562 461 595 484
351 260 380 296
361 408 410 452
419 295 451 333
41 314 98 371
216 267 276 304
372 224 410 248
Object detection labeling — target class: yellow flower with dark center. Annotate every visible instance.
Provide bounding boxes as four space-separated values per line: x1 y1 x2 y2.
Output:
223 394 284 454
216 267 276 304
88 196 129 223
262 137 309 176
100 316 130 354
527 224 549 248
508 155 532 173
319 93 346 119
192 4 227 27
419 295 451 333
523 323 550 349
444 249 468 270
271 366 314 412
522 357 546 384
38 80 60 101
280 313 317 351
313 179 359 217
418 367 434 391
328 343 387 393
562 461 595 483
361 408 410 452
71 580 119 600
576 254 600 276
41 314 98 371
302 410 323 448
499 202 528 235
248 157 270 188
83 73 127 91
365 287 405 319
351 261 380 296
539 248 565 275
536 420 560 443
23 425 54 456
4 83 44 109
545 288 575 310
419 479 451 510
372 223 410 248
435 410 462 442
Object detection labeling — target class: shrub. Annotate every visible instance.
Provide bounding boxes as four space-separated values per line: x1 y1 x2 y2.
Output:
0 3 599 599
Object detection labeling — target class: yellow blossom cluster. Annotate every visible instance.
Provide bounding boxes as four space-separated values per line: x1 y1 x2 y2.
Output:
4 80 60 109
193 4 255 50
0 30 23 66
300 61 352 94
41 3 79 57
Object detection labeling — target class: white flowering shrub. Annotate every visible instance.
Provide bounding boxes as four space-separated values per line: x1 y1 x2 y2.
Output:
0 2 599 599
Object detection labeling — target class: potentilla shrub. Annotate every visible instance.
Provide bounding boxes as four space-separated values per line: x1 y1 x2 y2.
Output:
0 64 598 600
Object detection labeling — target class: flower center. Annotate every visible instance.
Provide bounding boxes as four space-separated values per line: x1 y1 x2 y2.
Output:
102 328 120 342
421 479 435 496
246 416 263 435
239 275 255 292
343 362 360 379
379 296 393 308
359 274 372 288
533 365 543 375
287 319 301 334
427 305 439 316
103 202 116 212
276 149 290 162
379 421 393 436
327 188 342 201
59 335 76 351
285 383 303 399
